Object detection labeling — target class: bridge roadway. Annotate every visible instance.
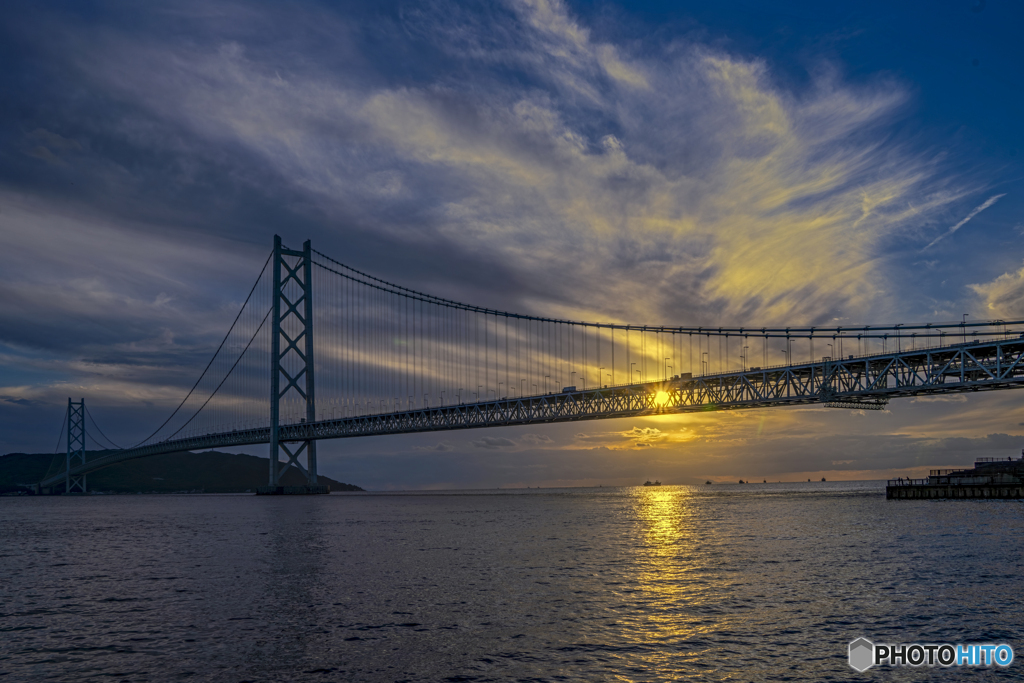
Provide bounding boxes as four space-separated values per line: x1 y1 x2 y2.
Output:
38 337 1024 490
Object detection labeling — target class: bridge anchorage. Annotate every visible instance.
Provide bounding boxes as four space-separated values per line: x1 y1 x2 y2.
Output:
36 235 1024 494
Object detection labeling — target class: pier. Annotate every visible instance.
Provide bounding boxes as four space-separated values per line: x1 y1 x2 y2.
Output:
887 454 1024 499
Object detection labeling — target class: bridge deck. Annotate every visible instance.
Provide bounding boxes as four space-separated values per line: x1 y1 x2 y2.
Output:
39 337 1024 489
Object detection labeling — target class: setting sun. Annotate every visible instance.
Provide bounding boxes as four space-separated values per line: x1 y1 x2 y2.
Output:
654 391 670 407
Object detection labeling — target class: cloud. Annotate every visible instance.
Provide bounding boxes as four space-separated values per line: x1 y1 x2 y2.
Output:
564 424 685 450
0 395 39 407
520 433 553 444
0 0 995 460
573 432 612 444
624 426 667 448
970 260 1024 318
911 395 967 404
471 436 517 449
32 0 965 330
924 193 1006 250
626 426 663 437
414 442 453 452
511 0 650 91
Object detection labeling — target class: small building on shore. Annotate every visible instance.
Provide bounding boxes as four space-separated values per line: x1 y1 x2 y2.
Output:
887 451 1024 500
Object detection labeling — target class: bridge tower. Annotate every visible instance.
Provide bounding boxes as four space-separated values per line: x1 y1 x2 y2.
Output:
264 235 322 493
66 398 86 493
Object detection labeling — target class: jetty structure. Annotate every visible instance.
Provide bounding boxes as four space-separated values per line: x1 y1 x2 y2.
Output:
887 451 1024 499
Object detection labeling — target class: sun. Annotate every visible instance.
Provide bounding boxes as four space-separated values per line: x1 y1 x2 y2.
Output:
653 390 670 407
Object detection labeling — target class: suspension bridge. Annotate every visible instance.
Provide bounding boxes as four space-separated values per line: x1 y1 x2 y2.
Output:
38 236 1024 493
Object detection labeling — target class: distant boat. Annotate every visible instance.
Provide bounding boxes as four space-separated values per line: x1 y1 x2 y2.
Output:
643 480 661 486
705 480 712 485
738 479 745 484
821 477 827 482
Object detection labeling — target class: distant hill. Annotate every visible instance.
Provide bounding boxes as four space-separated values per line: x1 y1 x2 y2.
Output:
0 450 363 493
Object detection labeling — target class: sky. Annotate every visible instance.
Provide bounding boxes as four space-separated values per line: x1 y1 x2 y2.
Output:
2 0 1024 489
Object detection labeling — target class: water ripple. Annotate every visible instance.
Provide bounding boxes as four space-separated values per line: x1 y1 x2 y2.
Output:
1 483 1023 680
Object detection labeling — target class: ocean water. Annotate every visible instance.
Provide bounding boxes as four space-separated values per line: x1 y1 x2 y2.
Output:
2 482 1023 681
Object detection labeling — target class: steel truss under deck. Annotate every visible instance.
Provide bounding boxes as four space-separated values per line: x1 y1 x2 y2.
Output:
37 337 1024 490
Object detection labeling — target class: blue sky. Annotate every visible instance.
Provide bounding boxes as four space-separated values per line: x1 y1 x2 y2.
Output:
2 0 1023 487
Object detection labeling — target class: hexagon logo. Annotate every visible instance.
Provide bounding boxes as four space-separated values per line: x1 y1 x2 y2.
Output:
848 637 875 672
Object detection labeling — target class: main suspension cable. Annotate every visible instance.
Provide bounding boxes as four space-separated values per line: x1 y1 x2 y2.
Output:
131 250 273 448
161 304 273 442
85 405 123 450
312 250 1023 338
52 404 69 454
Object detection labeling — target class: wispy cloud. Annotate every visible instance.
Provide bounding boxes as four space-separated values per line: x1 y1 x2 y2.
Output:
969 258 1024 317
0 0 992 459
924 193 1006 250
413 442 453 452
471 436 517 450
48 0 965 330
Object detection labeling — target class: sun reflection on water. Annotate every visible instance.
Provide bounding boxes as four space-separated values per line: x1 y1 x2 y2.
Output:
625 485 722 675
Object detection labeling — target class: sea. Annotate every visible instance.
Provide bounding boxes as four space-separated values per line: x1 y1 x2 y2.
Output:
2 482 1023 681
